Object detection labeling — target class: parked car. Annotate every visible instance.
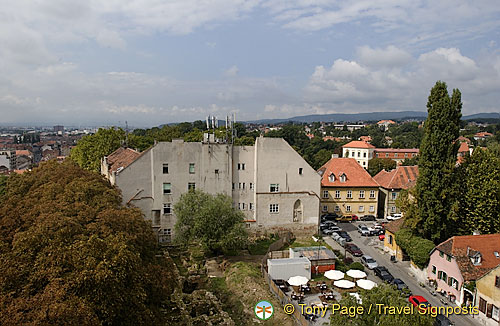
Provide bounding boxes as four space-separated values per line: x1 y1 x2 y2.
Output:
386 213 403 221
336 231 352 242
320 221 337 229
409 295 431 312
332 233 342 242
360 215 376 221
345 243 363 257
323 226 342 235
357 225 371 236
435 314 454 326
321 213 340 221
374 266 394 283
348 214 359 221
361 255 378 269
378 234 385 241
336 215 352 223
337 237 346 247
392 278 411 296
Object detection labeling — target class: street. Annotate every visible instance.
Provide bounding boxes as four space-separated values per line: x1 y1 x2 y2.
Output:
324 221 480 326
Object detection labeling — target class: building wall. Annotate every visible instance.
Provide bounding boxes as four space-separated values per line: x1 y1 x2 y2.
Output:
320 187 378 216
427 250 464 304
475 266 500 325
342 147 374 169
374 150 418 163
383 230 403 260
378 187 402 218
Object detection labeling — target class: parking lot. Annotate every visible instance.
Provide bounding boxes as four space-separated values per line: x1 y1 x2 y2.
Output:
322 220 480 326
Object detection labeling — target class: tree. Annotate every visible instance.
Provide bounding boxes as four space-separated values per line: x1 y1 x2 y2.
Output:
367 158 396 176
70 127 126 171
0 160 174 325
0 175 7 198
416 81 462 242
174 190 247 254
455 148 500 235
329 284 433 326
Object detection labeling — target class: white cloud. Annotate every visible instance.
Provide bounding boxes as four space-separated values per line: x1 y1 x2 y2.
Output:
357 45 412 68
224 65 239 77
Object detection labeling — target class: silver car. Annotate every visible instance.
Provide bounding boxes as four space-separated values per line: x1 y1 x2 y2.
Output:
361 255 378 269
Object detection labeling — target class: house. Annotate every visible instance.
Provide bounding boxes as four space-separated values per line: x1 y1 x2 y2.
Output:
0 150 16 171
289 246 337 274
427 234 500 306
333 124 365 131
475 264 500 325
359 135 372 143
267 257 311 281
474 132 494 141
318 157 379 218
377 120 396 131
383 218 406 260
341 141 375 169
101 136 321 243
306 133 315 139
373 148 419 164
374 165 418 218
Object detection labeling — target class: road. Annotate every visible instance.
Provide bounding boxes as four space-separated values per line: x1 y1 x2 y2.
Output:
323 221 480 326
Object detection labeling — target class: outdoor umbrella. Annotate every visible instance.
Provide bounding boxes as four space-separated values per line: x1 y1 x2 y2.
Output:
356 279 377 290
333 280 356 289
324 270 344 280
346 269 367 279
287 276 309 286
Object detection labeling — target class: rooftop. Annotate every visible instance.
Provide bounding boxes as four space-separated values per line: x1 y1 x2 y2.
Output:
106 147 142 173
267 257 311 266
342 141 375 149
318 157 379 188
374 165 419 190
385 218 405 234
374 148 419 153
290 246 337 260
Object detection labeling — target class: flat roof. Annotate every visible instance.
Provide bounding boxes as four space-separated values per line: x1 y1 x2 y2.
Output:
267 257 311 265
291 246 337 260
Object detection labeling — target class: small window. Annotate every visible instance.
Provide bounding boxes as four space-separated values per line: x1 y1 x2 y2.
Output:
242 163 245 170
394 153 398 158
232 183 235 190
334 205 340 212
188 183 196 191
357 151 361 157
322 190 329 198
340 174 346 182
189 163 195 174
322 205 328 212
250 183 254 190
439 251 444 258
369 205 375 212
431 265 436 274
269 204 279 213
386 153 389 158
370 190 376 198
388 234 393 245
163 183 171 194
249 203 254 211
479 297 487 314
346 205 351 212
391 206 396 213
328 173 335 182
299 167 303 175
270 184 279 192
359 190 365 199
163 203 172 215
215 169 219 174
347 190 352 199
358 205 364 212
163 163 169 174
495 276 500 288
446 255 451 262
391 192 397 200
335 190 341 199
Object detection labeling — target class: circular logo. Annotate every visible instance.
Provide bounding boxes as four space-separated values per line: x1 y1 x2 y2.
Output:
254 300 274 320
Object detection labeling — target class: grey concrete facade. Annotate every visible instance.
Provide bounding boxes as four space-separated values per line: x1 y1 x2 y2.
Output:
103 137 320 242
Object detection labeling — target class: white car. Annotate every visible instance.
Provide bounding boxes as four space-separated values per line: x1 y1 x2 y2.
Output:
361 255 378 270
386 213 402 221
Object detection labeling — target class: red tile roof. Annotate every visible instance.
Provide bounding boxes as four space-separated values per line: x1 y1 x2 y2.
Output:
434 234 500 281
374 166 419 190
474 132 493 138
377 120 396 124
15 150 32 157
359 135 372 142
385 218 405 234
457 136 471 144
106 147 141 173
318 158 379 187
374 148 419 153
458 142 470 153
342 141 375 149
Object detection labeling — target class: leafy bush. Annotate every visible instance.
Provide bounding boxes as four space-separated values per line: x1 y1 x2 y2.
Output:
395 228 435 269
349 262 365 271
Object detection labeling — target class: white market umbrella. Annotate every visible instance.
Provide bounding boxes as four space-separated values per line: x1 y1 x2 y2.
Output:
349 292 362 304
333 280 356 289
288 276 309 286
324 270 344 281
356 279 377 290
347 269 367 279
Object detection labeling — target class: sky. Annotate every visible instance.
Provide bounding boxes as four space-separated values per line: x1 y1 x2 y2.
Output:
1 1 500 127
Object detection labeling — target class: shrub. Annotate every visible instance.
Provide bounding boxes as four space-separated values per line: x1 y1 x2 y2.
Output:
349 262 365 271
343 257 353 265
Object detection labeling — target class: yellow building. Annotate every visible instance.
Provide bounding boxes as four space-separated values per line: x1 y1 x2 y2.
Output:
318 158 379 217
383 218 405 261
475 264 500 325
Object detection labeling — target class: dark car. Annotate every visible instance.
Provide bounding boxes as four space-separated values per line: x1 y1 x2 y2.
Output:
336 231 352 242
321 213 340 221
345 243 363 256
392 278 411 296
435 314 454 326
374 266 394 283
409 295 431 312
360 215 376 221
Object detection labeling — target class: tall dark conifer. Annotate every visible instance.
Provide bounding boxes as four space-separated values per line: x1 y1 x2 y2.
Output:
416 81 462 243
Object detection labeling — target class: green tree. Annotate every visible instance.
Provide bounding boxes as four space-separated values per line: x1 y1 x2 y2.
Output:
367 158 397 176
456 148 500 234
174 190 247 254
0 160 174 325
0 175 7 198
416 81 462 242
70 127 126 171
330 284 433 326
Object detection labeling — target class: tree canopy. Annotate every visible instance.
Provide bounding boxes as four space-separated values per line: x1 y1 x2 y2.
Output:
174 190 248 255
367 158 397 177
0 160 174 325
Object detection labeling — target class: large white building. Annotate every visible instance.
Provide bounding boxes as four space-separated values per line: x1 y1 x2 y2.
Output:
102 136 321 242
341 141 375 169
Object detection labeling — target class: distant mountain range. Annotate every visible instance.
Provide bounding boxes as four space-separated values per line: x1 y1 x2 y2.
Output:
245 111 500 124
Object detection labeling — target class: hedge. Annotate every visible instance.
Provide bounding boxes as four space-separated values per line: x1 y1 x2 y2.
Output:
395 228 435 269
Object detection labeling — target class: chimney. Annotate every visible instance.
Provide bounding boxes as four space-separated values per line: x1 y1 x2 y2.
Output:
331 154 339 158
473 230 480 236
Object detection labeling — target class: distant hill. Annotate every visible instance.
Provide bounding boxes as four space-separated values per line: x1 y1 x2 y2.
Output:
245 111 500 124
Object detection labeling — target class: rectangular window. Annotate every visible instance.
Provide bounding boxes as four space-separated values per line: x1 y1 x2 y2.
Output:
152 210 160 225
386 153 389 158
238 163 245 170
389 234 393 245
163 163 169 174
479 297 487 314
238 203 241 210
242 183 245 189
334 205 340 212
270 184 279 192
446 255 451 262
370 190 376 198
358 205 364 212
322 190 329 198
249 203 254 211
189 163 195 174
357 151 361 157
495 276 500 288
369 205 375 212
188 183 196 191
250 183 254 190
391 192 397 200
335 190 341 199
241 203 246 210
163 183 171 194
431 265 436 274
405 153 408 158
359 190 365 199
346 205 351 212
391 206 396 213
322 205 328 212
163 203 172 215
269 204 279 213
347 190 352 199
439 251 444 258
215 169 219 174
492 305 499 321
232 183 235 190
363 152 367 158
299 167 303 175
394 153 398 158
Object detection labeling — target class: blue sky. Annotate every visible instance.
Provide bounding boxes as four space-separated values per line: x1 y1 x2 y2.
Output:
1 1 499 127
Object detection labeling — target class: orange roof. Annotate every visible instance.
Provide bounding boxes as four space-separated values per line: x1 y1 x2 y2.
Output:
359 135 372 142
377 120 396 124
318 158 379 187
15 150 32 157
474 132 493 137
342 141 375 149
435 234 500 281
107 147 141 173
457 136 471 144
385 218 405 234
458 142 469 153
374 165 419 189
374 148 419 153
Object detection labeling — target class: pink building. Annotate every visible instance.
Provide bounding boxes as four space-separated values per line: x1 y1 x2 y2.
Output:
427 234 500 306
